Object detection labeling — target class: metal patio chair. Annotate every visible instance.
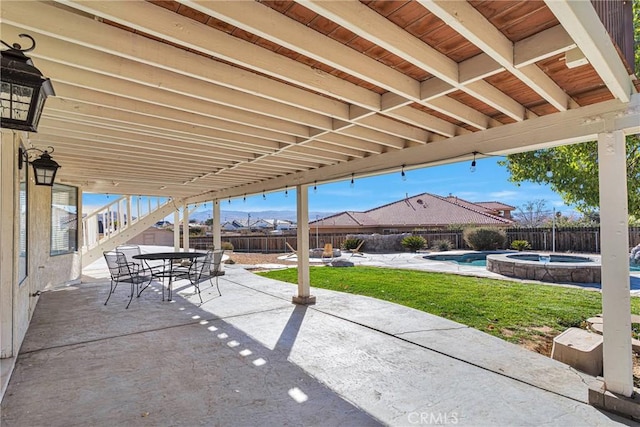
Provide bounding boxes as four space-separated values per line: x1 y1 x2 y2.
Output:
103 250 151 309
116 244 163 276
175 249 225 302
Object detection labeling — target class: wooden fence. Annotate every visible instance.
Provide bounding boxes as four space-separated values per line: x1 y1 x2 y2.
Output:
190 227 640 254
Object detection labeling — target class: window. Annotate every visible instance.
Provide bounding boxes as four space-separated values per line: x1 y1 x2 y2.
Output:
18 147 27 284
51 184 78 255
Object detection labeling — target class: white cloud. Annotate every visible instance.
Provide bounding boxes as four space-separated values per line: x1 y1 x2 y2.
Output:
487 190 519 199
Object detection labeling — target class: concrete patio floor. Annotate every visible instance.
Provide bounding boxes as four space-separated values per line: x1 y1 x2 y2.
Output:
1 256 636 426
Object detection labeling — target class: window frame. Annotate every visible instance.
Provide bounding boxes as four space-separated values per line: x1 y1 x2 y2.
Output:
50 183 78 256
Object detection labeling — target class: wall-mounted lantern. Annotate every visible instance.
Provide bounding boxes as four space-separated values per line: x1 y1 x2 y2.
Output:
19 146 61 186
1 34 55 132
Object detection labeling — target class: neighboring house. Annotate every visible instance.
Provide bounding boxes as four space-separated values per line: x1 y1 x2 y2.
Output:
263 218 296 230
442 196 515 220
311 193 514 234
222 218 297 233
222 220 248 232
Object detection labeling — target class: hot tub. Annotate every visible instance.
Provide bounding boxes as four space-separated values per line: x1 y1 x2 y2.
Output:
486 253 601 283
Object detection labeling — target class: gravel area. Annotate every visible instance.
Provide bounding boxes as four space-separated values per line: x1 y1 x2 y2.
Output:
225 252 297 266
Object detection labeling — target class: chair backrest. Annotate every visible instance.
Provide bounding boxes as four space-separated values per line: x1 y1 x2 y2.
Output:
193 249 224 279
116 245 142 267
103 251 132 279
322 243 333 257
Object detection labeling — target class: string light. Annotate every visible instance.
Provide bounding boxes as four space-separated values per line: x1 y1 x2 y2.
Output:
243 194 246 202
285 185 288 198
350 173 354 188
470 152 478 173
228 197 231 204
263 190 266 200
401 164 406 181
546 164 553 178
313 180 317 193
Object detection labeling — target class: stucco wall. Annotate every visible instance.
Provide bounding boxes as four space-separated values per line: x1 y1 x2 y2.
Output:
1 135 81 361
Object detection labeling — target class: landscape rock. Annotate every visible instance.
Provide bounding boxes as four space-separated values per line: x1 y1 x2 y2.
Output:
331 260 355 267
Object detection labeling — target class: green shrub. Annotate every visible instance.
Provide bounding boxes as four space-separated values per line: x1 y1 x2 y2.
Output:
511 240 531 251
463 227 506 250
431 239 453 251
342 238 363 250
220 241 234 251
401 235 426 252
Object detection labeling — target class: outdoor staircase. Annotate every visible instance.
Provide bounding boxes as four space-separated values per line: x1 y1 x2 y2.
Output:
81 196 179 269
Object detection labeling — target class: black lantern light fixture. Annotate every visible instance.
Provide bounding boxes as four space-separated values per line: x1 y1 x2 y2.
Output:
1 34 55 132
18 146 61 186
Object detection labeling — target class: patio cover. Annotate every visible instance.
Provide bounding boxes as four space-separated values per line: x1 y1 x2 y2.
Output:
2 0 639 399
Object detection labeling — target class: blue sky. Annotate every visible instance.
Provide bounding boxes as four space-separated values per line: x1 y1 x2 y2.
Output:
230 157 573 215
83 157 575 217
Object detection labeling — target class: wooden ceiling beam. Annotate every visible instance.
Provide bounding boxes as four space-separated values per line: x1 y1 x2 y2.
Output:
544 0 632 103
301 0 526 122
419 0 574 112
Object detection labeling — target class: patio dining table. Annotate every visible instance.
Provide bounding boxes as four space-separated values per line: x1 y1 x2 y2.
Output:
133 252 206 301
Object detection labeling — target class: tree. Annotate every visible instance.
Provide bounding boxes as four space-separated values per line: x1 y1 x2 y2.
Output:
498 135 640 214
513 199 551 227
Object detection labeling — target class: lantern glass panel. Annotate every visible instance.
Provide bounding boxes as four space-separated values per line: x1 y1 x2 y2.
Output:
1 82 11 118
11 83 33 121
0 81 34 123
31 88 46 129
35 167 55 186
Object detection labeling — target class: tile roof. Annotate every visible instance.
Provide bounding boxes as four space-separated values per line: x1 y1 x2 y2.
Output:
474 201 517 211
313 193 513 227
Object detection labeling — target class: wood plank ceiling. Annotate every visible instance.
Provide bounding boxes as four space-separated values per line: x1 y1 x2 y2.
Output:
1 0 637 203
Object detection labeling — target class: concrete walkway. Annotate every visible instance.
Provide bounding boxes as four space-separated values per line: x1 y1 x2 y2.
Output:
1 254 635 426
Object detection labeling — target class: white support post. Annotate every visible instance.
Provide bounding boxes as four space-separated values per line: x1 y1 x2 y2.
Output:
293 184 315 305
126 196 132 228
173 209 180 251
213 201 221 250
598 131 633 397
182 203 190 251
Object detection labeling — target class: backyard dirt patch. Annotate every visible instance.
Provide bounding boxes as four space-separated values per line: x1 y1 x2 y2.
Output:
225 252 297 268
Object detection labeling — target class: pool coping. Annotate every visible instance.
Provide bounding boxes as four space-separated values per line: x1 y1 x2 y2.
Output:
487 252 602 284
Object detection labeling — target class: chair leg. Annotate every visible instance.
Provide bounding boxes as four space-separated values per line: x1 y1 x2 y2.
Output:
190 278 203 304
104 279 117 306
126 282 135 309
214 275 221 297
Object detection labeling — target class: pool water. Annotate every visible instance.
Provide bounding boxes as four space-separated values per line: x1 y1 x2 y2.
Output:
425 252 640 271
423 251 508 267
507 253 592 263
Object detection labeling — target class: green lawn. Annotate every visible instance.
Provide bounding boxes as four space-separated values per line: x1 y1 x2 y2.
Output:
258 266 640 353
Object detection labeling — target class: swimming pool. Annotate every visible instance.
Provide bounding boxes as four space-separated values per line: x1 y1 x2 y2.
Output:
425 251 640 272
423 251 511 267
